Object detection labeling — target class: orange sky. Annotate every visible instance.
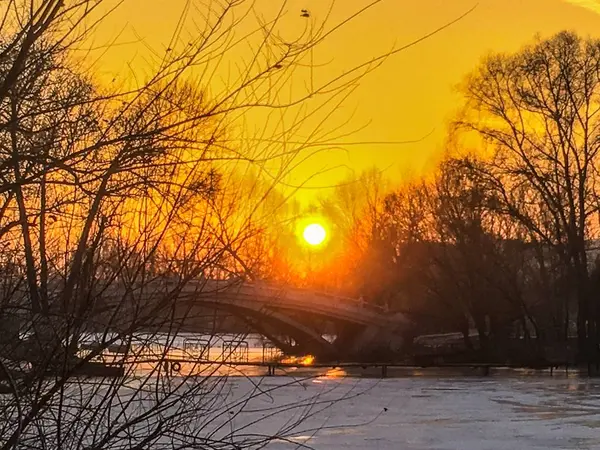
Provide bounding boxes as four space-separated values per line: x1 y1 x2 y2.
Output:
89 0 600 203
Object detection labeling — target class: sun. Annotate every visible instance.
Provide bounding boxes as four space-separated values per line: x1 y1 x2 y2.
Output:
303 223 327 246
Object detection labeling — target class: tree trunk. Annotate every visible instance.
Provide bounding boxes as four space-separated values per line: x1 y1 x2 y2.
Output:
576 271 591 361
460 319 473 351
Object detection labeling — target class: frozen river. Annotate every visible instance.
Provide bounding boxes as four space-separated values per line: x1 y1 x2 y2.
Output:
221 370 600 450
77 333 600 449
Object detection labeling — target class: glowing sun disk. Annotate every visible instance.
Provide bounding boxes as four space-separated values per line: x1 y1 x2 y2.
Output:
303 223 326 246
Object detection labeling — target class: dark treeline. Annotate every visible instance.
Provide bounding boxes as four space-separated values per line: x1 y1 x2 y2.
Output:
290 31 600 364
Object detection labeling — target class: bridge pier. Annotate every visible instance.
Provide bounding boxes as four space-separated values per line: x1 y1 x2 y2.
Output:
333 324 405 362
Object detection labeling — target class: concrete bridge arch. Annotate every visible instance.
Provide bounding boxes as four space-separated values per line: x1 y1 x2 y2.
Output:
107 279 410 361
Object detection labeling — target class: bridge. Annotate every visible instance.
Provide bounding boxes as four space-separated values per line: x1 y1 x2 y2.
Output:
105 279 410 361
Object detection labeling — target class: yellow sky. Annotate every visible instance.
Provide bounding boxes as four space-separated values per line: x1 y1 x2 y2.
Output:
89 0 600 203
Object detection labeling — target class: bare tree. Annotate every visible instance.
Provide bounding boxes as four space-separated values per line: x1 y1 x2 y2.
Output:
315 168 390 295
357 156 550 359
456 31 600 359
0 0 478 447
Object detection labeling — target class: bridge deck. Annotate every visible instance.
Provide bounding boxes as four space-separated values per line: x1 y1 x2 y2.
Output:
126 279 408 327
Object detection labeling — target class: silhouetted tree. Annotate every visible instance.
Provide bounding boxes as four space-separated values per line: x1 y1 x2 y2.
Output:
457 31 600 358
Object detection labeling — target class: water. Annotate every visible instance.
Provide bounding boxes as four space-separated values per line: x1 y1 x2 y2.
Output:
226 373 600 450
78 333 600 448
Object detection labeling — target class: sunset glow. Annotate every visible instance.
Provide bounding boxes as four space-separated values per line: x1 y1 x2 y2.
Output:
5 1 600 447
88 0 600 205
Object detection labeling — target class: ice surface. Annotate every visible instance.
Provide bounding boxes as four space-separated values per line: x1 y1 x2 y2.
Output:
11 332 600 449
222 374 600 450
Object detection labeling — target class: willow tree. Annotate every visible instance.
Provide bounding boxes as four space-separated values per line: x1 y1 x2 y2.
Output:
457 31 600 357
